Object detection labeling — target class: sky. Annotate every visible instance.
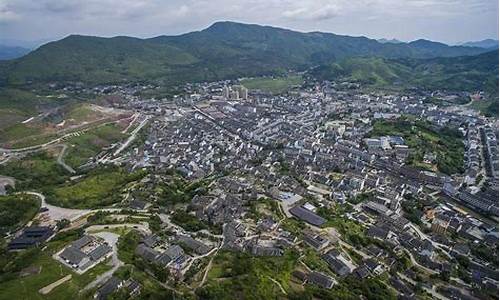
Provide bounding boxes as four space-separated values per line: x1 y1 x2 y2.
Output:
0 0 498 46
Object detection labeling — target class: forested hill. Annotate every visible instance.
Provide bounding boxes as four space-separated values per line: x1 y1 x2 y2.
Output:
309 50 499 92
0 21 491 86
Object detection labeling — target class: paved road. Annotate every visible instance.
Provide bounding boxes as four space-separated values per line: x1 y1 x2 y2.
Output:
25 191 144 222
112 115 150 157
25 191 90 221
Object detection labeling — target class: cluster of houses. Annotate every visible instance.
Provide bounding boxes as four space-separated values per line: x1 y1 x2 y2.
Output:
134 233 213 279
57 235 112 273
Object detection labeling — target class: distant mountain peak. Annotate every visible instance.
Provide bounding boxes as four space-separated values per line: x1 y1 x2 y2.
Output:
408 39 449 47
377 38 403 44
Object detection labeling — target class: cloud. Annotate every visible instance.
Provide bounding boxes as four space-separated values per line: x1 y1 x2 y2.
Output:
0 0 497 44
283 3 339 21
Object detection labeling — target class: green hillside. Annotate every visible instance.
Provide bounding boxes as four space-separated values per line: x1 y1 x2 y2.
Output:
0 22 490 86
310 50 499 92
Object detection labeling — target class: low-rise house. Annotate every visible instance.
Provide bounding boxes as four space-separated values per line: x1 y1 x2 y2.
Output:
289 205 326 226
307 271 336 289
94 276 123 300
8 226 54 250
302 230 330 251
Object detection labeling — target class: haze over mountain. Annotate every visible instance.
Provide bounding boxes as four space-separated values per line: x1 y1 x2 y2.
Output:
460 39 499 49
0 45 31 60
0 22 493 87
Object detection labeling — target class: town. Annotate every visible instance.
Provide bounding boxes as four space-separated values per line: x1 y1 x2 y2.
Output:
0 73 497 300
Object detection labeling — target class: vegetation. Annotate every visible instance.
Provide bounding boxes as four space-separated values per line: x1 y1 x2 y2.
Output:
45 166 146 208
0 152 68 190
401 194 424 225
117 230 142 264
157 177 208 206
247 197 283 220
240 75 303 94
0 228 111 300
0 22 490 86
370 117 465 175
310 50 498 93
469 98 499 117
0 193 40 233
197 249 299 299
346 192 373 205
317 205 369 247
64 123 126 168
171 210 207 232
290 276 397 300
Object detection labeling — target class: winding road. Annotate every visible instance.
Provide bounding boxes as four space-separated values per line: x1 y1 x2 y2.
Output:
54 144 76 174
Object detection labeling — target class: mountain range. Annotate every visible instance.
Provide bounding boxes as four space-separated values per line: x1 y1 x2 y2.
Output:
0 45 31 61
0 21 494 87
460 39 498 49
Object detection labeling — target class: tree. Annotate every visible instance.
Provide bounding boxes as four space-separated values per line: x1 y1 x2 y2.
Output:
56 218 70 230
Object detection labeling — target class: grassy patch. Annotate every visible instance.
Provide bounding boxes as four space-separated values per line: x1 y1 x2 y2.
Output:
45 167 145 208
317 205 369 247
240 75 302 94
0 152 68 191
0 123 44 144
0 242 111 300
64 123 126 168
171 210 208 232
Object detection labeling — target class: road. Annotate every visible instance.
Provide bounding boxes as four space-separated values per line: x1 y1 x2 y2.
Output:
409 224 452 259
85 223 151 235
397 272 450 300
112 115 150 157
25 191 145 223
25 191 91 222
199 225 226 288
54 144 76 174
0 115 133 154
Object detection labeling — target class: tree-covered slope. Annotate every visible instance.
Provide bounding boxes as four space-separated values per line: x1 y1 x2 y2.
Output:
0 21 490 85
310 50 499 92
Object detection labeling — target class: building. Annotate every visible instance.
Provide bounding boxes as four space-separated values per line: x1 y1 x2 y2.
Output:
94 276 123 300
8 226 54 250
289 205 326 227
431 218 449 234
307 271 336 289
58 235 112 272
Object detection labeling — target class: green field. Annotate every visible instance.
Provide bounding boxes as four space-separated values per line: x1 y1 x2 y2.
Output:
64 123 126 168
370 118 465 175
0 123 44 145
0 152 68 190
0 193 40 234
46 167 145 208
240 75 303 94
